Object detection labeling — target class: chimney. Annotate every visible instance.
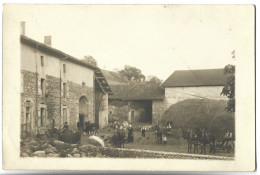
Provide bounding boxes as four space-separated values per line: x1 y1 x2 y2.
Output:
44 36 52 46
20 21 26 35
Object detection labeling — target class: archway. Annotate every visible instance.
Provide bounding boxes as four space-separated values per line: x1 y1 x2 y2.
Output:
79 96 88 129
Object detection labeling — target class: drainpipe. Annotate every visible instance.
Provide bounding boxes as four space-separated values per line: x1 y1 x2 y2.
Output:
34 44 39 135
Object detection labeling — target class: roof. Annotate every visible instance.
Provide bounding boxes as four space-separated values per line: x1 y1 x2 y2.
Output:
161 69 227 87
109 83 165 100
101 70 127 85
21 34 98 70
21 34 113 94
94 70 113 95
101 70 165 100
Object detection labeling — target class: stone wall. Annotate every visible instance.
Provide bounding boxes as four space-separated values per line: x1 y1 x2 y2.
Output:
108 99 129 122
152 99 167 124
21 70 95 137
99 94 108 129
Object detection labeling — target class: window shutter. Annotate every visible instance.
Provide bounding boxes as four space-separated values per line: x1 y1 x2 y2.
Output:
44 108 47 127
67 108 69 124
46 109 48 120
67 84 69 98
37 109 41 127
38 78 42 95
44 80 48 95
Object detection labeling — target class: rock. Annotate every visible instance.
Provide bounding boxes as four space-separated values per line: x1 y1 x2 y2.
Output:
71 144 78 147
21 152 29 157
47 153 59 157
54 140 65 145
73 153 80 157
33 151 46 157
30 140 37 144
81 153 87 157
72 148 79 153
25 148 32 154
45 147 57 154
67 154 72 157
89 136 105 147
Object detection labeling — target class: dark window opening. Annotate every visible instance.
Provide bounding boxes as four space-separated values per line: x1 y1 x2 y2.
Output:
63 64 66 73
40 108 45 127
41 56 44 67
63 83 67 98
63 108 67 123
41 79 45 96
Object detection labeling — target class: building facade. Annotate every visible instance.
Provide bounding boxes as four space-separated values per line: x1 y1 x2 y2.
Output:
20 31 112 139
159 69 228 117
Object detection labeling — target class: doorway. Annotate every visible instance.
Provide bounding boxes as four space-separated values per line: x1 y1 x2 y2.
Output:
25 107 31 137
79 96 88 128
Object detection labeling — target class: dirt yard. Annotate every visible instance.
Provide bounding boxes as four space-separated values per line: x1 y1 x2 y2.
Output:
97 126 235 157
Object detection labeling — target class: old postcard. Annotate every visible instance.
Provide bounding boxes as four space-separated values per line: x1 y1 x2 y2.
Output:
2 4 255 171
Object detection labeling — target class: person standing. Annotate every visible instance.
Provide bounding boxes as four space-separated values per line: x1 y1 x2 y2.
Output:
222 130 232 147
141 126 146 137
128 125 134 143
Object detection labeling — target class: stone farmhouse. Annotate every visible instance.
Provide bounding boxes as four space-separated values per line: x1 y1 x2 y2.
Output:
20 23 112 139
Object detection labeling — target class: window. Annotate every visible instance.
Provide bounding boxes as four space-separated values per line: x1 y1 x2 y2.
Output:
40 108 45 127
63 83 67 98
41 56 44 67
63 108 67 123
40 79 46 96
63 64 66 73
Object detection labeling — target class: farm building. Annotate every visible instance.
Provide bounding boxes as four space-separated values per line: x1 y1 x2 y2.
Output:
161 68 228 108
20 22 112 139
102 70 165 124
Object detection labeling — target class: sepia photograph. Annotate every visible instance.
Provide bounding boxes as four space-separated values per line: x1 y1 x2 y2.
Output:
2 4 255 171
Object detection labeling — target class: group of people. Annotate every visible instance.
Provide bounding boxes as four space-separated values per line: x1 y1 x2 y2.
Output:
112 121 134 143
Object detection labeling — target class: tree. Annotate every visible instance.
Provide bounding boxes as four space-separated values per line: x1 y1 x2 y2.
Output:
147 76 163 84
221 64 235 113
118 65 145 82
82 55 98 66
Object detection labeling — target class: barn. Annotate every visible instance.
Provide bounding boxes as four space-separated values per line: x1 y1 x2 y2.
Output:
102 70 165 124
161 68 228 108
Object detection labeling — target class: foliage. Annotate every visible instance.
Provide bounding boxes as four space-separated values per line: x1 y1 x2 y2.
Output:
147 76 163 84
82 55 98 66
221 64 235 113
118 65 145 82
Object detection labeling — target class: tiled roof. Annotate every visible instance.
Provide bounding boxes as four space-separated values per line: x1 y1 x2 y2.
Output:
101 70 164 100
21 34 98 70
101 70 127 85
109 83 165 100
161 69 227 87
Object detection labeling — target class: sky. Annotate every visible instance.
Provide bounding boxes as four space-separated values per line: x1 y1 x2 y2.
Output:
10 4 251 80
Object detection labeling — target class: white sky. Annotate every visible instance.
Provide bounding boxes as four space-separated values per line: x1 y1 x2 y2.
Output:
13 4 250 80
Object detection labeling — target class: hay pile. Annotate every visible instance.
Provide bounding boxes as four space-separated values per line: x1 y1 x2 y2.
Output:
162 99 235 139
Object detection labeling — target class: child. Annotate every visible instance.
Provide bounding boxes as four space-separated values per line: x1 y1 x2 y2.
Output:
162 134 167 144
